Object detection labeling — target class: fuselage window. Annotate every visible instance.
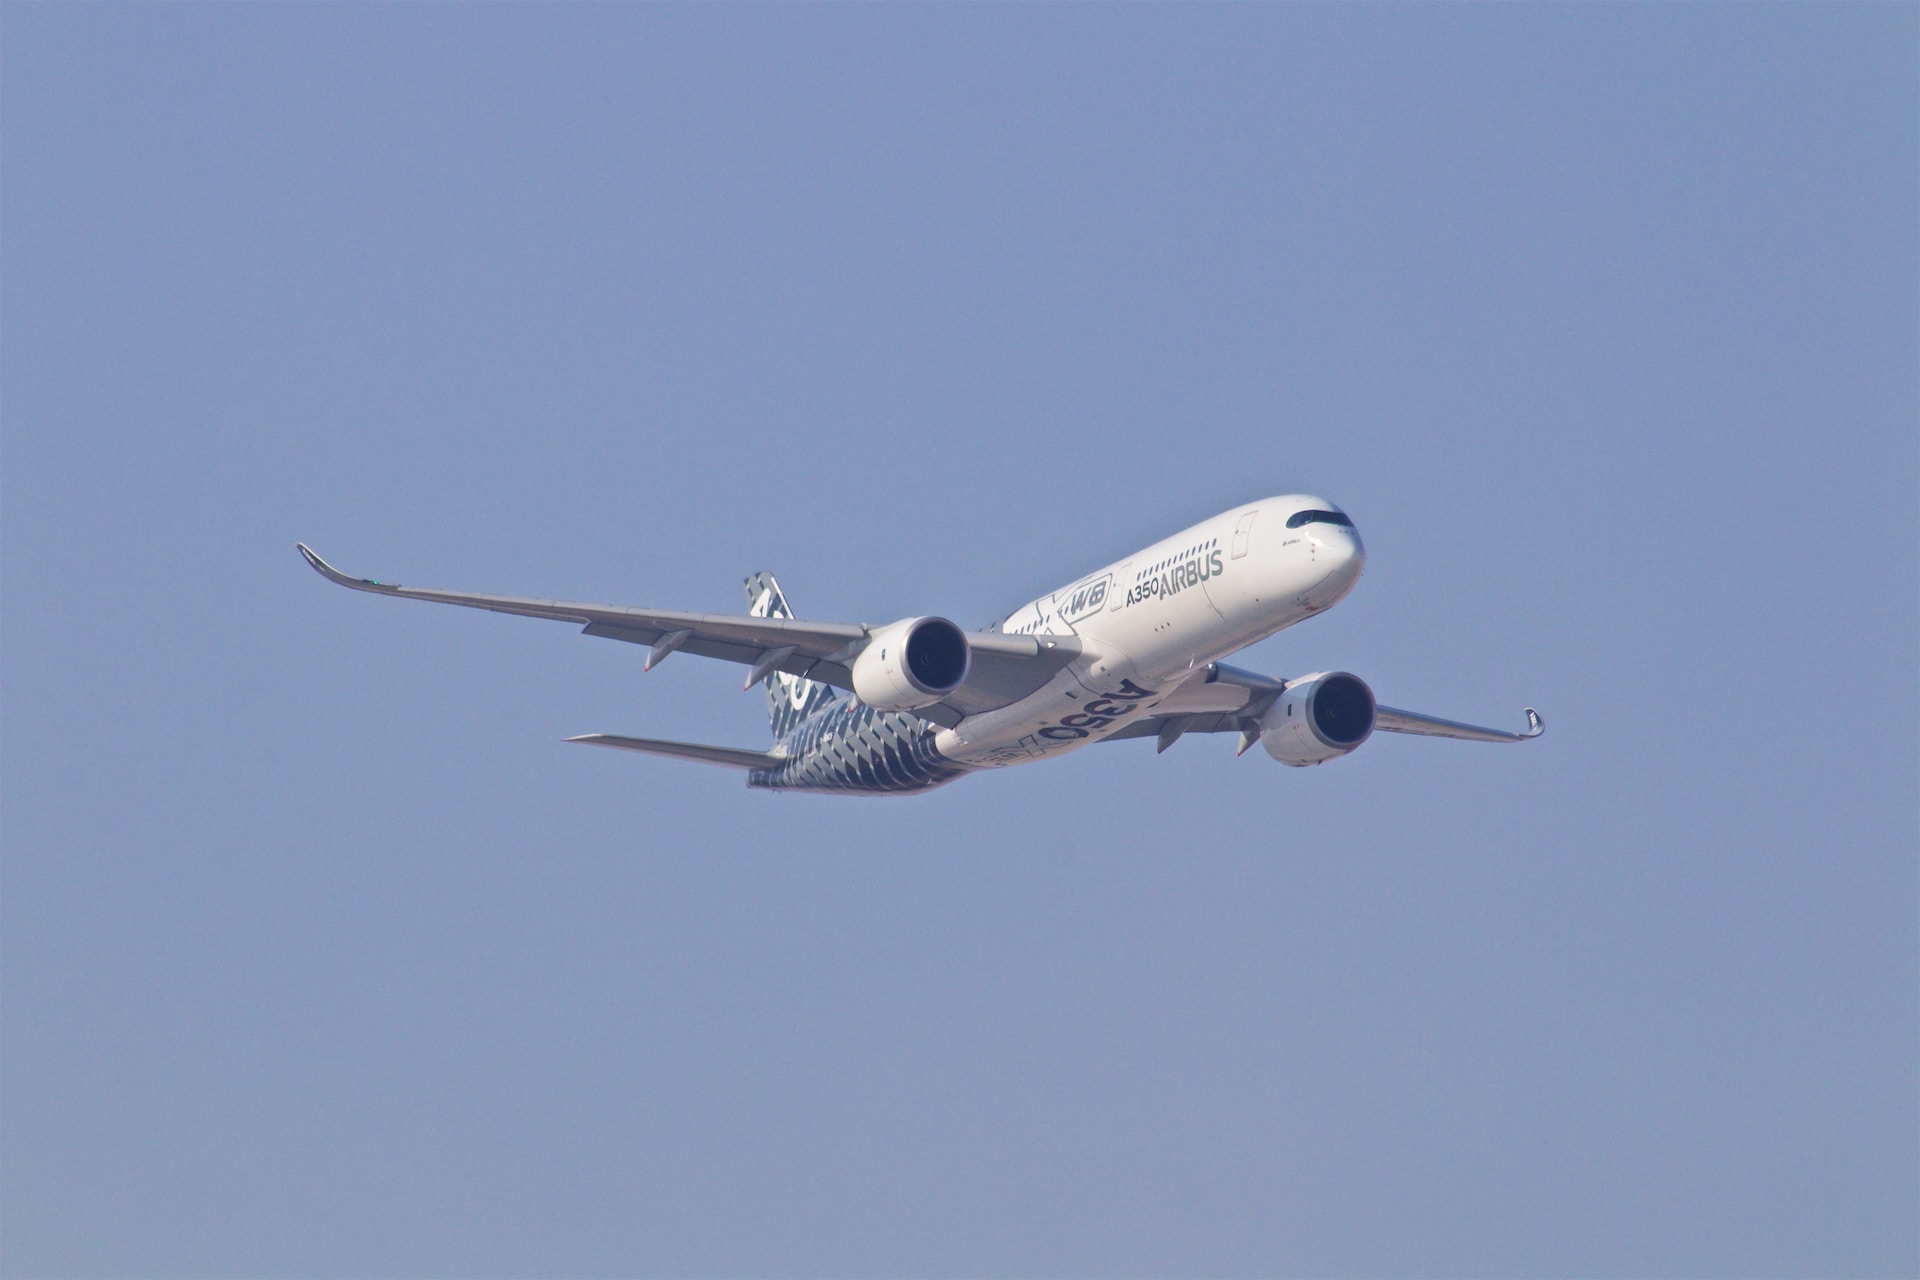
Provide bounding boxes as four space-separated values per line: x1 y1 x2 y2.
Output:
1285 509 1355 530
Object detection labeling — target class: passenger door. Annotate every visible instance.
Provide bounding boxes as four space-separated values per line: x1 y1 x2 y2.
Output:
1231 510 1258 559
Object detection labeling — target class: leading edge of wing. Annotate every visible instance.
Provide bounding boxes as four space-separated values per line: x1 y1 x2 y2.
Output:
566 734 784 770
297 542 864 660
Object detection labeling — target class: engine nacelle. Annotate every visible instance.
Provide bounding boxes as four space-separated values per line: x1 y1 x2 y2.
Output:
850 616 971 712
1261 671 1376 766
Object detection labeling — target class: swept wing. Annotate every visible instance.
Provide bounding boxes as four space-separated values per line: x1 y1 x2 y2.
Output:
1372 704 1544 743
297 545 1076 725
1102 663 1543 749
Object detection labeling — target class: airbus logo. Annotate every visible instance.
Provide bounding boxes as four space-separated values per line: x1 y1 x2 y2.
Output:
1124 549 1223 609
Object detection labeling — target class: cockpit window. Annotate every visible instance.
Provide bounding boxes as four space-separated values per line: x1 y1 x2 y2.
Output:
1286 509 1355 529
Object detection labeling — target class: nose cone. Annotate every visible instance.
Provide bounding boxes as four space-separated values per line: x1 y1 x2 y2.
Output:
1308 524 1365 605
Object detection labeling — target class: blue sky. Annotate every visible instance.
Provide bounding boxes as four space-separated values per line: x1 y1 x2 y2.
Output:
4 7 1914 1276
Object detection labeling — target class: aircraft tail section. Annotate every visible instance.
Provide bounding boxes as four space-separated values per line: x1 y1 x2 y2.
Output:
744 571 836 741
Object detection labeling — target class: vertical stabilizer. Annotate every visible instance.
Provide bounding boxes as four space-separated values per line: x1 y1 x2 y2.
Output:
744 572 835 741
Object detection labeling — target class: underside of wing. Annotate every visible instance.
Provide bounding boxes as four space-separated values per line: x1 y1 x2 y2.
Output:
1103 665 1542 751
1098 662 1282 750
1373 705 1544 743
1113 704 1544 752
905 632 1084 727
1104 711 1250 742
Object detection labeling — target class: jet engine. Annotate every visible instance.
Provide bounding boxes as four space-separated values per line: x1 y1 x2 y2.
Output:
1261 671 1376 766
850 617 971 712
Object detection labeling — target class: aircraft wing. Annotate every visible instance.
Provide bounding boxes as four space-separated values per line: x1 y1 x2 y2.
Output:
1372 705 1544 743
298 544 1078 724
1104 664 1542 751
1109 703 1543 751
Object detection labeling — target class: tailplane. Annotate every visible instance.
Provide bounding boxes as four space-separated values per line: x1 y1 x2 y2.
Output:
744 572 836 741
567 733 781 770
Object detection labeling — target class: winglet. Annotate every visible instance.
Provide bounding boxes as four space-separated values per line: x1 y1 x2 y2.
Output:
297 544 399 594
1521 707 1544 739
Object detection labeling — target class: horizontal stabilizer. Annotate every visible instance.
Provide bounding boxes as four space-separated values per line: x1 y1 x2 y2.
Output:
566 734 785 770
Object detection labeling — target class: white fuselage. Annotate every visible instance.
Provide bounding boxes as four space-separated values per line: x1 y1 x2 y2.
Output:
934 494 1366 769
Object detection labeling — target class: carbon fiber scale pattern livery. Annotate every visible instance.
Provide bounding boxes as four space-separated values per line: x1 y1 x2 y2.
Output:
744 572 963 794
749 699 964 795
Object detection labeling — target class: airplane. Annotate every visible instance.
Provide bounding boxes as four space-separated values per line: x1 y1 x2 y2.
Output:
299 494 1541 795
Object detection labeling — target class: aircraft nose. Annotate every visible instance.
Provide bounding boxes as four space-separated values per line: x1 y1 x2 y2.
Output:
1308 525 1365 602
1310 521 1362 561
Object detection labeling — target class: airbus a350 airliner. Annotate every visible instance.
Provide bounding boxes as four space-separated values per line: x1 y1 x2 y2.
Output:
300 495 1540 795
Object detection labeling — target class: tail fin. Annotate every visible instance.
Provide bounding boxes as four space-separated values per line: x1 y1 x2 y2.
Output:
744 572 836 741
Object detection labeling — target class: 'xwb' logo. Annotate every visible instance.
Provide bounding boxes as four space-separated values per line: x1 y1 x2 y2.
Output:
1055 575 1110 624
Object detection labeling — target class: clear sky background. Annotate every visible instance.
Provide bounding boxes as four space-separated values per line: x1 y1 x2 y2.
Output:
4 7 1914 1277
